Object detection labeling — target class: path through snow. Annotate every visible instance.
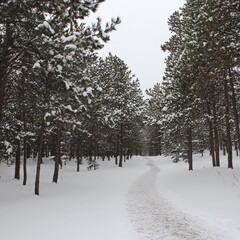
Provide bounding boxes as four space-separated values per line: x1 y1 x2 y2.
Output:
126 158 221 240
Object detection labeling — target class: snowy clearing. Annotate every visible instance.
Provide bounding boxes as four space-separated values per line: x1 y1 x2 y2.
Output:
1 154 240 240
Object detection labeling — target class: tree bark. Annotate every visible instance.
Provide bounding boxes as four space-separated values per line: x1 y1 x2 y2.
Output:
223 78 233 169
118 123 124 167
212 97 220 166
235 141 238 157
87 134 93 165
229 68 240 156
23 136 27 185
187 126 193 171
115 139 119 165
14 140 21 180
53 126 61 183
76 137 82 172
35 122 45 195
23 101 27 185
206 101 216 167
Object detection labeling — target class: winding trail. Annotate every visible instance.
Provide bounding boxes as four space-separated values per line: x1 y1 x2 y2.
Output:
126 158 220 240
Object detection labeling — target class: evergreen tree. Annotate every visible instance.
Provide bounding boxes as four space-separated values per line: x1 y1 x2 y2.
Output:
147 0 240 170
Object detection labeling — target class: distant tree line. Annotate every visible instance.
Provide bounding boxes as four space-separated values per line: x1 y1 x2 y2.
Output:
0 1 144 194
146 0 240 170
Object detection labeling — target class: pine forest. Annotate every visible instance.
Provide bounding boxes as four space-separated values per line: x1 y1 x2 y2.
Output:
0 0 240 195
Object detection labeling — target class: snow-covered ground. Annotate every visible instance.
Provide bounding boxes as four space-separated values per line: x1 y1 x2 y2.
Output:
1 153 240 240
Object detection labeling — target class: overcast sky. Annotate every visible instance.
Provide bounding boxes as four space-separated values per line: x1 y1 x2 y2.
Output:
89 0 186 94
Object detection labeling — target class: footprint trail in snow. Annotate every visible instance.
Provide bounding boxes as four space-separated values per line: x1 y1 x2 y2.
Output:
126 158 221 240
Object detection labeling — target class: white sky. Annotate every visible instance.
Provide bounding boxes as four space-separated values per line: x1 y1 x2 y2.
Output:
88 0 186 94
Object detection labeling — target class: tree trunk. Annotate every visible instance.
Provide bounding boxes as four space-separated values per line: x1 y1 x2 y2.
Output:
235 141 238 157
23 103 27 185
35 123 45 195
158 135 162 156
223 78 233 169
118 123 124 167
229 68 240 156
115 139 119 165
76 138 82 172
206 101 216 167
187 126 193 171
27 143 31 158
87 135 93 165
223 143 226 156
14 140 21 180
53 127 61 183
212 92 220 166
23 136 27 185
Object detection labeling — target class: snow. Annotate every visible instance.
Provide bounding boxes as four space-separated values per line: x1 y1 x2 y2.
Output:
63 80 71 90
162 106 168 111
64 104 77 113
49 50 54 55
57 64 63 73
44 112 51 120
97 86 103 92
82 87 93 97
36 21 55 34
1 153 240 240
64 44 77 50
153 154 240 240
86 87 93 94
3 141 13 155
54 54 64 59
33 61 41 69
61 35 77 43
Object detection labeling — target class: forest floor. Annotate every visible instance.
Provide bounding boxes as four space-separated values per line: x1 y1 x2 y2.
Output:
1 153 240 240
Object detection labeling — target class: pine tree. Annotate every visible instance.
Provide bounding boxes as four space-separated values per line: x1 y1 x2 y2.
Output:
152 0 240 170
